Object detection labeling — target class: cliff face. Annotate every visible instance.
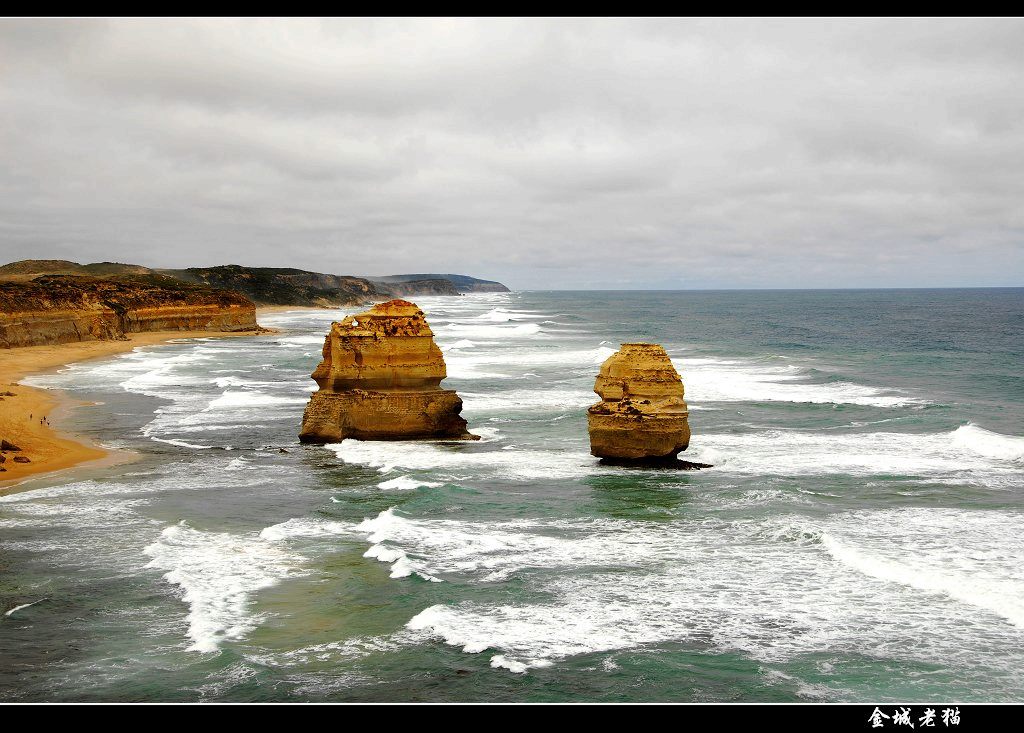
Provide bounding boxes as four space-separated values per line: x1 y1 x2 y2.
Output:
371 273 510 293
374 278 460 297
587 343 692 464
164 265 388 307
299 299 477 443
0 275 258 348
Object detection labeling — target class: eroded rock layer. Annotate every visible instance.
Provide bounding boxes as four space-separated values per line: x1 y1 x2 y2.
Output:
0 275 258 348
587 343 692 464
299 299 476 443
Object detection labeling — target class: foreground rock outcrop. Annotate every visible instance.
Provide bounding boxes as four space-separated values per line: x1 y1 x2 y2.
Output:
588 343 708 468
0 274 258 348
299 299 477 443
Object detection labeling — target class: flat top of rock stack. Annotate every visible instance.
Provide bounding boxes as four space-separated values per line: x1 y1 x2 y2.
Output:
592 343 688 410
332 299 435 338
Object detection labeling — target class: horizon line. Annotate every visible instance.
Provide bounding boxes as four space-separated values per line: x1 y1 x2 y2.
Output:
511 285 1024 292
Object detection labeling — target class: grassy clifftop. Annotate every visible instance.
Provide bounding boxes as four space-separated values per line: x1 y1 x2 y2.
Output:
0 259 510 306
164 265 388 307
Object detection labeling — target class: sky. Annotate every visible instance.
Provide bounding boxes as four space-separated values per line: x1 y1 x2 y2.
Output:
1 17 1022 289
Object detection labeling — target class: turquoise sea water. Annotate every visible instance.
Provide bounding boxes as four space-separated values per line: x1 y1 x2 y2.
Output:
1 289 1023 702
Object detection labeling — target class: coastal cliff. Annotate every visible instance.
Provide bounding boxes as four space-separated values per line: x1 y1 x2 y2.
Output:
1 260 511 306
299 299 477 443
587 343 704 466
165 265 389 307
370 273 510 293
0 274 258 348
372 278 460 297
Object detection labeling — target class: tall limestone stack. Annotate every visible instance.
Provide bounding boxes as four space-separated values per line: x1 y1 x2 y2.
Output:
588 343 699 466
299 299 478 443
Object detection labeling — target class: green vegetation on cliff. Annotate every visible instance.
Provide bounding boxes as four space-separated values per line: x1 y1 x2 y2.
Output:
371 273 510 293
0 259 511 306
163 265 387 307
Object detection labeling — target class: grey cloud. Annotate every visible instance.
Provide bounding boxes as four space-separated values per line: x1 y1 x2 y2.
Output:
0 17 1022 288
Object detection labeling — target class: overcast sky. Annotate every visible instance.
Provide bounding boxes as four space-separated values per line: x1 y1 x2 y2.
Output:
1 18 1022 289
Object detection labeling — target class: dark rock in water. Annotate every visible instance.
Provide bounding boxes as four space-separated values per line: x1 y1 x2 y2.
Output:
1 439 22 452
12 456 30 463
279 448 289 453
598 456 713 470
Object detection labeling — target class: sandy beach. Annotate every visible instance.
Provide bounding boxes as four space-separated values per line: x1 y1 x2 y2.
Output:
0 327 277 492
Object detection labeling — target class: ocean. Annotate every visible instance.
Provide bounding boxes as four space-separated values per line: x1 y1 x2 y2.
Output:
1 289 1023 702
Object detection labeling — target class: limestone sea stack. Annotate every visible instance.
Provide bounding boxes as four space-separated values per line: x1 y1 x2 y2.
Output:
588 343 706 467
299 299 478 443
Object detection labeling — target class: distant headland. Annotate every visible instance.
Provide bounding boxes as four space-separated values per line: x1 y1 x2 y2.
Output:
0 259 510 349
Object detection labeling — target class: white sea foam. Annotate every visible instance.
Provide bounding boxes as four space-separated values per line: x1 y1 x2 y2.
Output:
118 351 215 399
276 335 327 347
472 426 502 441
144 522 306 653
688 423 1024 481
490 654 533 673
332 423 1022 483
444 345 615 380
377 476 444 491
951 424 1024 462
258 517 355 543
31 339 307 447
212 376 279 389
676 357 926 407
396 508 1024 674
821 534 1024 628
146 430 221 449
436 322 543 339
356 509 441 581
204 391 308 410
4 599 47 617
474 308 540 322
689 427 1024 479
458 388 594 413
330 439 595 480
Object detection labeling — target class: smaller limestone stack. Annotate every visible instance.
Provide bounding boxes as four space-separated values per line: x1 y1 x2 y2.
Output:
588 343 702 466
299 299 477 443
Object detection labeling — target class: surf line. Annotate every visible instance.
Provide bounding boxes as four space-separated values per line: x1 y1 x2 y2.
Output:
4 598 49 617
